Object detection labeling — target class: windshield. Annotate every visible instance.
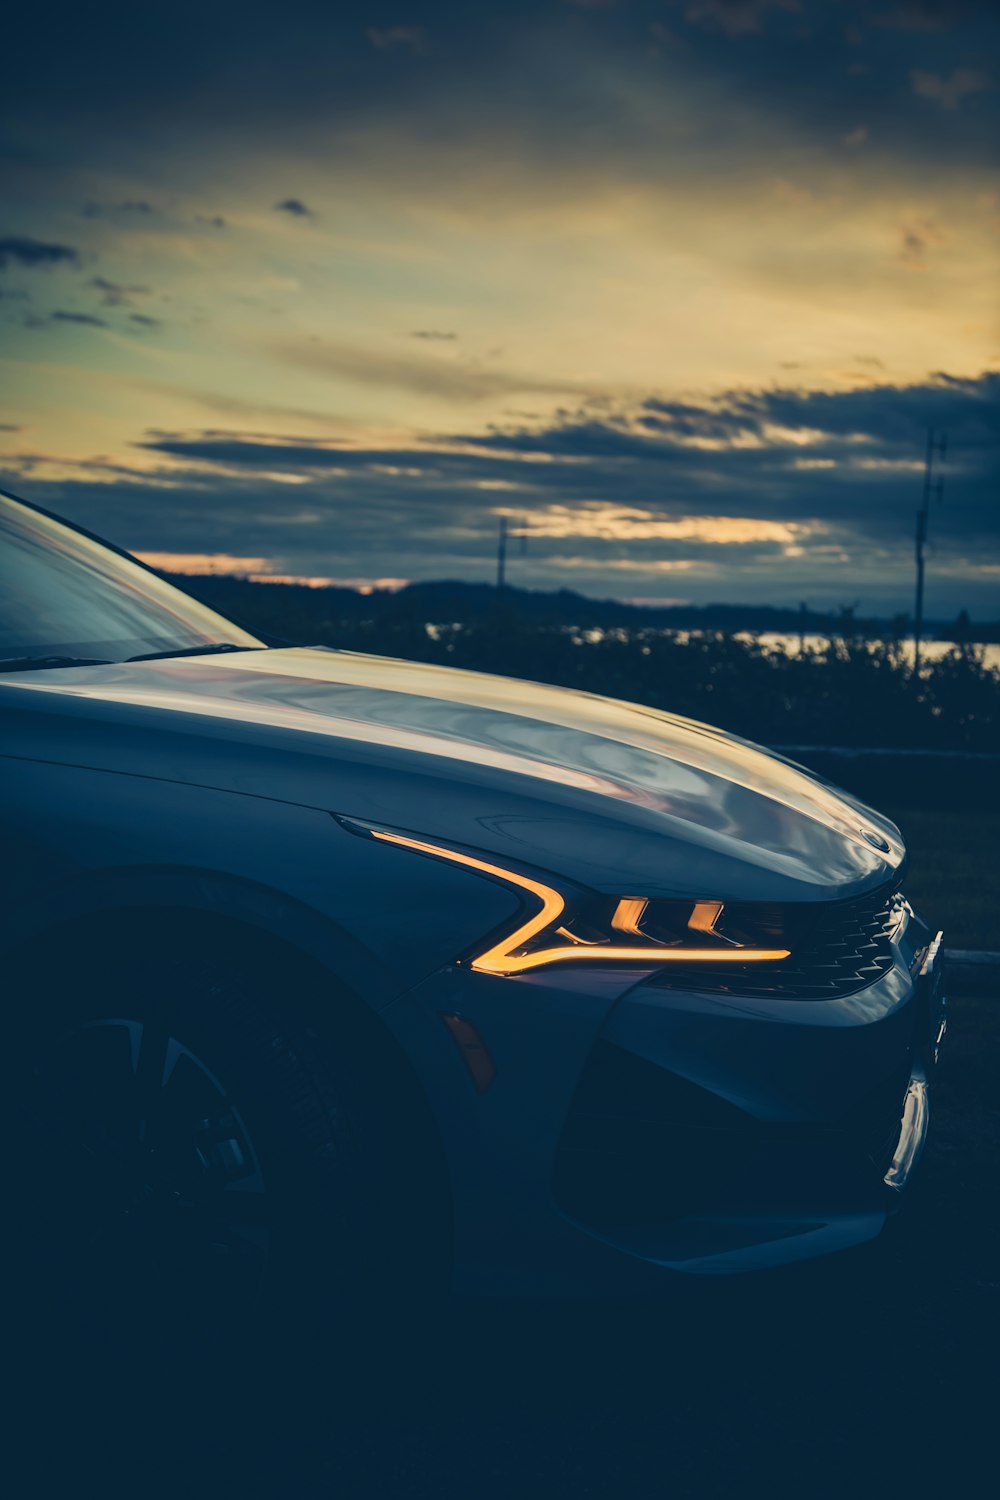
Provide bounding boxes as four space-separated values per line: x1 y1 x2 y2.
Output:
0 491 262 665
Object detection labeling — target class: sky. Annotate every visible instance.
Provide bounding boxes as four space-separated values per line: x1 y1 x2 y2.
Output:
1 0 998 617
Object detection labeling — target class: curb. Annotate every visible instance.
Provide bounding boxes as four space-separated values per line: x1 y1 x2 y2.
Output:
944 949 999 995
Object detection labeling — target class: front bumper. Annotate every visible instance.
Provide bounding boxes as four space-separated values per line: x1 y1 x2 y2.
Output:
384 915 945 1291
883 929 945 1197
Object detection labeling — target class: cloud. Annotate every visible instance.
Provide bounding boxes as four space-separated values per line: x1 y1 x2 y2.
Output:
509 504 822 548
896 219 946 269
130 369 999 527
366 26 428 56
648 19 685 51
876 3 963 34
82 200 153 217
910 67 992 109
2 0 997 197
682 1 800 39
133 550 409 591
274 198 312 217
128 313 161 328
769 177 818 208
0 423 23 432
898 229 925 268
134 551 273 575
89 276 151 306
127 384 355 429
269 336 593 403
195 215 226 228
410 330 457 341
639 371 999 450
132 434 402 469
11 368 997 614
0 236 80 270
50 310 107 327
841 125 868 146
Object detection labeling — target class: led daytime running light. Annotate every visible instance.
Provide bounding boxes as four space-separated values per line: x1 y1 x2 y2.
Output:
370 829 790 976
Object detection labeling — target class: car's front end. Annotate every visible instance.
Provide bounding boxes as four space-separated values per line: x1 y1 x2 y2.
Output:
0 486 946 1300
351 813 945 1291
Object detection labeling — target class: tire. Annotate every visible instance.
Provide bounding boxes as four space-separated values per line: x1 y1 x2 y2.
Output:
11 942 434 1347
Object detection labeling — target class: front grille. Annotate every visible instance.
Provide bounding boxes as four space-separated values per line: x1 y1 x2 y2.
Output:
643 882 906 1001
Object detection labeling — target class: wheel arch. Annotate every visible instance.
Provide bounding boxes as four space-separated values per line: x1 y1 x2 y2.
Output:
7 889 454 1288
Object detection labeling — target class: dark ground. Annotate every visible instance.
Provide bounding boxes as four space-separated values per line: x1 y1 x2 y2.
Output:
19 991 998 1499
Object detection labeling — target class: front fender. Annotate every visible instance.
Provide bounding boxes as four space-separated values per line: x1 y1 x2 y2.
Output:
0 756 520 1006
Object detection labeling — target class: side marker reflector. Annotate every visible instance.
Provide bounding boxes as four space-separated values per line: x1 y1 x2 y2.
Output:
440 1013 496 1093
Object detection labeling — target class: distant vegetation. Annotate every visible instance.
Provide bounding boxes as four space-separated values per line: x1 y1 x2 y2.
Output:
173 575 1000 642
171 575 1000 752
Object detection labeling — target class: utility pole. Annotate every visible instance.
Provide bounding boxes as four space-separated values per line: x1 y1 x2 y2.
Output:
913 429 946 675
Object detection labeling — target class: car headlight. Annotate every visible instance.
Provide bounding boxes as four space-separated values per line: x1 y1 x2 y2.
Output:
368 828 790 977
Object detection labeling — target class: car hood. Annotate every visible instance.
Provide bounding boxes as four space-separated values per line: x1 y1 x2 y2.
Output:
5 646 904 900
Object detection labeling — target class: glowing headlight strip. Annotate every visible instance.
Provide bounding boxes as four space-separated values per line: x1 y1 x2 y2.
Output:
370 829 790 976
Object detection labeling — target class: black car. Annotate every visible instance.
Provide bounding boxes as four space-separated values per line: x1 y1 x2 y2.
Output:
0 488 945 1316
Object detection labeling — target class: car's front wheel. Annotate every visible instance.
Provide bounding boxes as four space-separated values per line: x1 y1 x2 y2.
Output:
11 944 432 1344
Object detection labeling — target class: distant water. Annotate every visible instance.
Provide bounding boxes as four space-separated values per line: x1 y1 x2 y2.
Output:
426 620 1000 668
738 632 1000 669
553 624 1000 669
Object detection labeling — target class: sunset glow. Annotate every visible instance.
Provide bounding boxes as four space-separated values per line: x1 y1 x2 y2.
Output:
2 2 997 613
